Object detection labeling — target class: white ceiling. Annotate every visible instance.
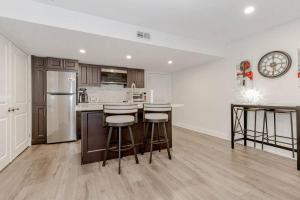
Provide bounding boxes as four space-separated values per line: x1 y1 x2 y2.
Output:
35 0 300 46
0 17 219 72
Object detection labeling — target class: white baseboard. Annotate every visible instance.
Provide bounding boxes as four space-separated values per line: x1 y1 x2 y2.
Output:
173 122 230 140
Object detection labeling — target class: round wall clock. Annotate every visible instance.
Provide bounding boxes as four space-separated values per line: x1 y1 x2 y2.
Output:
258 51 292 78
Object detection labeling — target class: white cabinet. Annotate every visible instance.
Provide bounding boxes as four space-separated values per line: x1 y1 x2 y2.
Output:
0 34 29 171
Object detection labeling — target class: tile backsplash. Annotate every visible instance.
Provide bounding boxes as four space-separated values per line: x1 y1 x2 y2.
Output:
81 85 146 103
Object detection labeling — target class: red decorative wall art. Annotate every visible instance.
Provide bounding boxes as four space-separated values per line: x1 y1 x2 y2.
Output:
236 60 253 87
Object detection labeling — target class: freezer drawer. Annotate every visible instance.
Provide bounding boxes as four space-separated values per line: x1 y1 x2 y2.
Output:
47 93 76 143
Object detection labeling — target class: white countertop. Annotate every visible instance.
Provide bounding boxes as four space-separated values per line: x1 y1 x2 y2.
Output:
76 102 184 111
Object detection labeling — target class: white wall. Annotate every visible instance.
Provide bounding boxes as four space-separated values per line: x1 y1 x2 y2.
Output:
172 19 300 157
146 71 172 103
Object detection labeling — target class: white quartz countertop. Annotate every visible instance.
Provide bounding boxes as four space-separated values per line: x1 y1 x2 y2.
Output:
76 103 184 111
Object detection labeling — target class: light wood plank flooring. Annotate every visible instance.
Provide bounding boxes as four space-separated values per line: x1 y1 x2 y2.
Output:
1 127 300 200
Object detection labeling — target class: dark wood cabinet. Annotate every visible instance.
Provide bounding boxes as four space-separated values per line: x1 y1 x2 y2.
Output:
32 69 46 106
127 68 145 88
78 64 101 86
64 59 79 71
78 64 144 88
32 56 46 68
32 106 47 144
32 56 47 144
88 65 101 86
46 57 63 70
127 68 135 88
78 64 88 86
136 69 145 88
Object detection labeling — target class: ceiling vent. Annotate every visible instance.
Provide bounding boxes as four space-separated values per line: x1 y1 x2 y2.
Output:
137 31 151 40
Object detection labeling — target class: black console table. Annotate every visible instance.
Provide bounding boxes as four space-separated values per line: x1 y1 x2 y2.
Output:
231 104 300 171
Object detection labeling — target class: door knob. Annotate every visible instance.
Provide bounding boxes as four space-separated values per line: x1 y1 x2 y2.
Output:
10 107 20 112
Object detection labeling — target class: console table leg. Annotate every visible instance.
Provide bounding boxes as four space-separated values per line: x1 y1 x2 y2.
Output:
296 106 300 171
231 104 234 149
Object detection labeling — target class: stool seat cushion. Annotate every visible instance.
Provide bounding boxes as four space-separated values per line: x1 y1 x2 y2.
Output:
145 113 168 121
106 115 135 124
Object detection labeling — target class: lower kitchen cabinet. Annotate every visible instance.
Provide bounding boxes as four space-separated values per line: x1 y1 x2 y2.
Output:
32 106 47 144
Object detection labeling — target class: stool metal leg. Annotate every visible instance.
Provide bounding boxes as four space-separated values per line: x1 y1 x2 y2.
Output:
118 127 122 174
102 127 113 167
128 126 139 164
163 122 172 160
149 123 155 164
142 123 149 155
254 111 257 148
157 123 161 152
290 112 295 158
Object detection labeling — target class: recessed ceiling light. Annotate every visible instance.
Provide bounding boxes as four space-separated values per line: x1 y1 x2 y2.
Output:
168 60 173 64
126 55 132 60
79 49 86 54
244 6 255 15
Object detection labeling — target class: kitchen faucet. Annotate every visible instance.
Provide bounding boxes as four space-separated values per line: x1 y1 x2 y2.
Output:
131 82 136 94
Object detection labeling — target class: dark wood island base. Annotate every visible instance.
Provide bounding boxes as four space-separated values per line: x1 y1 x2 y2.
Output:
78 110 172 164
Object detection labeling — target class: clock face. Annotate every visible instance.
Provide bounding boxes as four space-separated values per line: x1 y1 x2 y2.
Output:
258 51 292 78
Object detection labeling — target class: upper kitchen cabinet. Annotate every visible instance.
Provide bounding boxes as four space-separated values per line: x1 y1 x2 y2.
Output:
32 56 46 105
127 68 145 88
32 56 46 68
78 64 88 86
46 57 79 71
46 57 63 70
64 59 79 71
136 69 145 88
87 65 101 86
78 64 101 86
32 68 46 105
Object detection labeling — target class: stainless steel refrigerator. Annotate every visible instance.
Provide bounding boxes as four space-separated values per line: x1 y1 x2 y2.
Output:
47 71 77 143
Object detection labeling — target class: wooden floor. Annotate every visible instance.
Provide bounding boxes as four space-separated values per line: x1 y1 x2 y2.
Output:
1 127 300 200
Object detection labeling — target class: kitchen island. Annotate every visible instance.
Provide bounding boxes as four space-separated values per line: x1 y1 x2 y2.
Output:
76 104 173 164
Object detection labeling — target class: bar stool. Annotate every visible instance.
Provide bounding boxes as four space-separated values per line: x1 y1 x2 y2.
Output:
233 107 267 148
263 109 297 158
143 103 172 163
102 104 139 174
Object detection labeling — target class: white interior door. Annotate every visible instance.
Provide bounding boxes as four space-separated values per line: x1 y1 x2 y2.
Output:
0 35 11 171
10 44 29 159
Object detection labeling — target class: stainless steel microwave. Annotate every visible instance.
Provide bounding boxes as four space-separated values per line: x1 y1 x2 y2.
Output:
101 68 127 85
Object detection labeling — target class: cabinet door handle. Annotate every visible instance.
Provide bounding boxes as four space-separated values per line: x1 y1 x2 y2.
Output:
15 107 20 111
8 108 12 112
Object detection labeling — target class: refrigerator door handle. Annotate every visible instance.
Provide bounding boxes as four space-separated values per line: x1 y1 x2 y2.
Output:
47 92 76 95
